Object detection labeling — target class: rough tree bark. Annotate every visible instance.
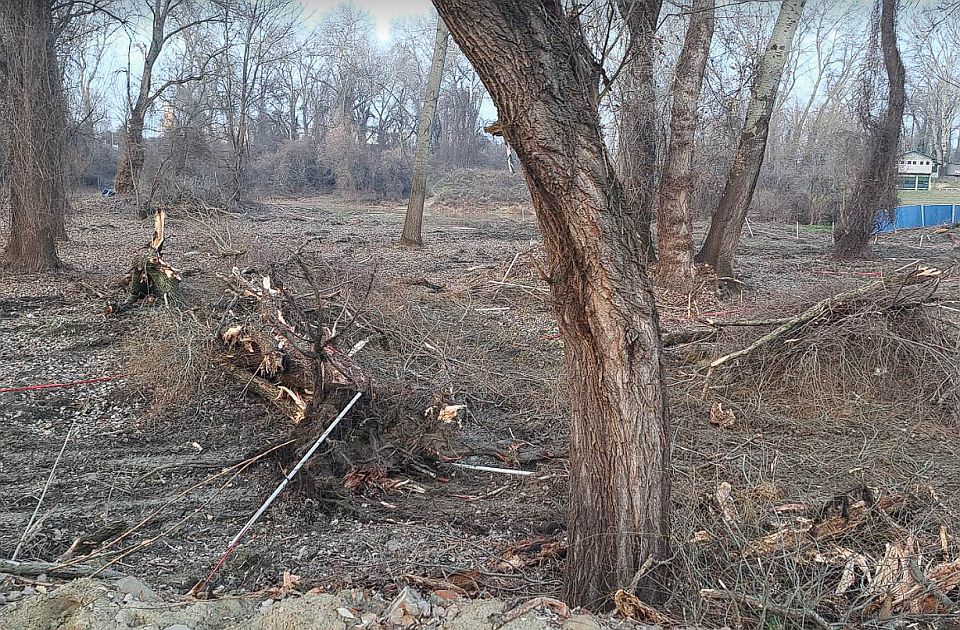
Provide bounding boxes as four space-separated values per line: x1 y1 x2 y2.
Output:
1 0 68 271
615 0 662 260
654 0 715 291
696 0 806 281
432 0 670 608
400 17 450 246
833 0 905 260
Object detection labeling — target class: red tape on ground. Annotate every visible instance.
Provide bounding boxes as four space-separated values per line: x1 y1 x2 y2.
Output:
0 375 125 395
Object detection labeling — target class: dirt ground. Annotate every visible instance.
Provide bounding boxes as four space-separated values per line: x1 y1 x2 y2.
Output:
1 194 959 628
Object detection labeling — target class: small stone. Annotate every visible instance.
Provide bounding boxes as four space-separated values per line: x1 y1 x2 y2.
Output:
36 573 48 582
7 591 22 600
116 576 158 602
164 625 192 630
35 585 47 594
360 612 379 626
337 607 357 619
563 614 602 630
385 586 424 625
21 586 35 597
431 589 461 604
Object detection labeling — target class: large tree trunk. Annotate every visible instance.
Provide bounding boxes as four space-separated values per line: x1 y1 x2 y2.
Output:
400 17 450 246
1 0 67 271
432 0 670 608
833 0 905 260
695 0 805 280
115 110 146 196
615 0 662 260
654 0 715 291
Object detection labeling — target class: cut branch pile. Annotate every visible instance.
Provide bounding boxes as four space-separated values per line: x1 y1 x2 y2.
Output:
109 224 454 508
670 265 959 415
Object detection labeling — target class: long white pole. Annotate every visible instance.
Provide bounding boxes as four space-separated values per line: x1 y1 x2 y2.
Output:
227 391 363 548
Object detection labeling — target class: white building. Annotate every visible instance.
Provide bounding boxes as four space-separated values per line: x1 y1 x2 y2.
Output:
897 150 941 190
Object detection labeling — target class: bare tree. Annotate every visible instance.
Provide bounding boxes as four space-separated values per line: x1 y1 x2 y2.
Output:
433 0 669 607
615 0 662 259
696 0 806 282
834 0 905 259
2 0 69 271
400 17 449 246
655 0 715 290
210 0 297 206
114 0 216 198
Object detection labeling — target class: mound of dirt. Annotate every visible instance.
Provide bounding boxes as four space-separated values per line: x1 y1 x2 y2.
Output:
0 577 615 630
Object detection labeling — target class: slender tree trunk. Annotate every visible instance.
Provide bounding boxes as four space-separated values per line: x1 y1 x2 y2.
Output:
654 0 715 291
695 0 805 280
615 0 662 260
433 0 669 608
833 0 904 259
400 18 449 246
2 0 67 271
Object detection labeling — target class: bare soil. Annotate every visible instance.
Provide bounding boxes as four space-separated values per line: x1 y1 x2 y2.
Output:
1 193 958 627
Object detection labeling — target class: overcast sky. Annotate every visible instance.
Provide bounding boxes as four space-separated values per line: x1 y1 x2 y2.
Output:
299 0 433 40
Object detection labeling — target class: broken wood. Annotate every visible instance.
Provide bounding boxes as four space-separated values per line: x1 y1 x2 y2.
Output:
107 208 183 313
699 588 831 630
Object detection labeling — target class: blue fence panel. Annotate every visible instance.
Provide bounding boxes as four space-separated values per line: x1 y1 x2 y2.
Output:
924 204 954 226
874 203 958 233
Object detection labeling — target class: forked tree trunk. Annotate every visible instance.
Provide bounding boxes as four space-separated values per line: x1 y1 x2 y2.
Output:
833 0 905 260
400 17 450 246
696 0 805 280
433 0 669 608
655 0 715 291
615 0 662 260
1 0 67 271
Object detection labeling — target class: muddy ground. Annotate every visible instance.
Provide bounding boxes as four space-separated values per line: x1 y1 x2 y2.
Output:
1 194 959 628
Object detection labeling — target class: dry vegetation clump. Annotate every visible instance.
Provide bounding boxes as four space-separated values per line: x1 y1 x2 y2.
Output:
122 308 218 418
429 167 531 209
706 270 959 420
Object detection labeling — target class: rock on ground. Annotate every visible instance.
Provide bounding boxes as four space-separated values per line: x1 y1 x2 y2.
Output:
0 578 628 630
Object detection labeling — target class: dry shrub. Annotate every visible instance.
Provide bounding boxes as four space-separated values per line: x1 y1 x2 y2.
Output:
122 308 217 417
720 306 959 421
251 139 336 194
323 125 410 200
429 167 530 207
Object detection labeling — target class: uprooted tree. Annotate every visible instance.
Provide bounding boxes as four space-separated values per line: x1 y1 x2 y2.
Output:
1 0 69 271
433 0 670 608
833 0 905 260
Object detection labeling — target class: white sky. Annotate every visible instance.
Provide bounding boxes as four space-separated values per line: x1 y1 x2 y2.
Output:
298 0 433 40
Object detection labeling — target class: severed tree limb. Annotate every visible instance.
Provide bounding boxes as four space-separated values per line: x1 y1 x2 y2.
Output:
0 559 124 580
699 588 832 630
224 365 305 422
700 266 943 370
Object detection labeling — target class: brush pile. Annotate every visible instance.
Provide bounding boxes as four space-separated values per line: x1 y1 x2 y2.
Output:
109 215 454 507
669 265 959 417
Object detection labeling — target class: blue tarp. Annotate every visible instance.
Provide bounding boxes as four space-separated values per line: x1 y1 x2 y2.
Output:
874 203 959 233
